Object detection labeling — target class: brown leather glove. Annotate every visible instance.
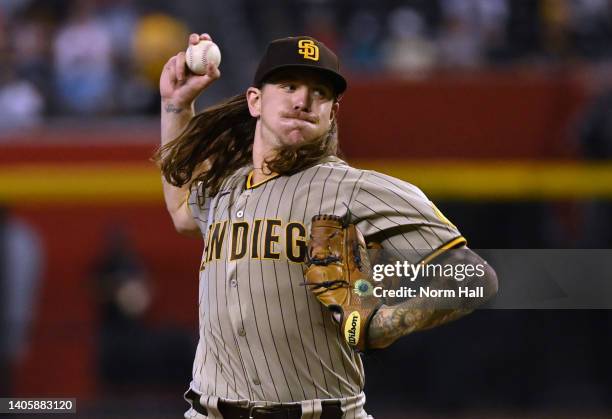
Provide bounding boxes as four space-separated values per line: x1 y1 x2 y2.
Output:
303 214 382 351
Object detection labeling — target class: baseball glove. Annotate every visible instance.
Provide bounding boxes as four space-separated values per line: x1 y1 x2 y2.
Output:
303 214 382 351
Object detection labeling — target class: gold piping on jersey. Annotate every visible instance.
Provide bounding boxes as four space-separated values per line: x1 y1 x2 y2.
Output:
420 236 467 266
246 170 280 189
429 201 457 229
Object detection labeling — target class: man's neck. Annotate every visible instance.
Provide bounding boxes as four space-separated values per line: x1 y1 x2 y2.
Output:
251 124 278 184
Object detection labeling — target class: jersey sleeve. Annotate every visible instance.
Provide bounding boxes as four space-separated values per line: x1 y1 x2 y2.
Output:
186 181 210 236
350 171 466 262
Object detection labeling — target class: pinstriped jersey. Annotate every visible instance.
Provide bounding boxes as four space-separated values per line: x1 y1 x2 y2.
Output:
186 157 464 413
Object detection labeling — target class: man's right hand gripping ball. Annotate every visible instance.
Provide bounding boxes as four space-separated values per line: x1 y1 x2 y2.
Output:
303 215 383 352
159 33 220 106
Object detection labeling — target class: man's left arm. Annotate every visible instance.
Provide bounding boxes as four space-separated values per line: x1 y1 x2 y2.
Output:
367 246 498 349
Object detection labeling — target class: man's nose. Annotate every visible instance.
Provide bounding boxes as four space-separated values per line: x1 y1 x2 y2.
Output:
292 86 312 111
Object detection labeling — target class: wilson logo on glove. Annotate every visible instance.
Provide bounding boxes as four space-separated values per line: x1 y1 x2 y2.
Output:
345 311 361 346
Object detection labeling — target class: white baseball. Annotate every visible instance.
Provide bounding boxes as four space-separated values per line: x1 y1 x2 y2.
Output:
186 40 221 75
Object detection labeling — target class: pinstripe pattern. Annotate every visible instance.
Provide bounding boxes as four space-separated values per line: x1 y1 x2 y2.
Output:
185 158 463 417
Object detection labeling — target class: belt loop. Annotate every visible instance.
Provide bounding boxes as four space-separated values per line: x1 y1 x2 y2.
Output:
201 395 222 419
300 399 322 419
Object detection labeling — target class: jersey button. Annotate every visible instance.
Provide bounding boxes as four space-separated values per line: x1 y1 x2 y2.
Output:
230 279 237 287
237 327 246 336
236 210 244 218
252 377 260 385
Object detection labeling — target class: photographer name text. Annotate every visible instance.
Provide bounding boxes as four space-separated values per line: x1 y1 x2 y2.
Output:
373 286 484 299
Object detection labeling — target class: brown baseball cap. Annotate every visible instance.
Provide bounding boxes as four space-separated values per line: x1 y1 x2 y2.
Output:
253 36 347 95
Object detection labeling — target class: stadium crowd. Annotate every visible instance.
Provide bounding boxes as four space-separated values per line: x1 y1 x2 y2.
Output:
2 0 612 129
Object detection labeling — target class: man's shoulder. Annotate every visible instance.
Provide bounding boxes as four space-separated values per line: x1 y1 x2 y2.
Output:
298 159 427 198
360 169 427 198
309 156 364 174
333 168 432 212
293 156 368 183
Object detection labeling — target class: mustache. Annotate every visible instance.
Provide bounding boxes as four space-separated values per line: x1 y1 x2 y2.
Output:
281 110 319 124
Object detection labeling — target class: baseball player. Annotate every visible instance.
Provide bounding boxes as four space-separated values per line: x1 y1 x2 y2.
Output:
157 33 498 419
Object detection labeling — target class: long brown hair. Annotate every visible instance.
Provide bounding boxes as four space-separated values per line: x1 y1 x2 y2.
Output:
154 93 339 197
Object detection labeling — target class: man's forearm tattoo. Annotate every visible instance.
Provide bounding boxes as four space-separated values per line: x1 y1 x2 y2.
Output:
165 103 184 114
368 306 423 348
369 305 473 349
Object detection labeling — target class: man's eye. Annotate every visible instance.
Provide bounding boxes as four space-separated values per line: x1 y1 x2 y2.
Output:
282 84 296 91
314 88 331 99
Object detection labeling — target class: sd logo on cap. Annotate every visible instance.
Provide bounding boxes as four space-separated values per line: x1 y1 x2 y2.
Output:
253 36 347 95
297 39 319 61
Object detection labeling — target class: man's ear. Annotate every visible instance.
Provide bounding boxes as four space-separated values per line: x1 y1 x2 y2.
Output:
246 87 262 118
330 101 339 122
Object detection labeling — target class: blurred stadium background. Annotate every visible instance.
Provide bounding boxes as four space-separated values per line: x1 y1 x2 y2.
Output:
2 0 612 417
